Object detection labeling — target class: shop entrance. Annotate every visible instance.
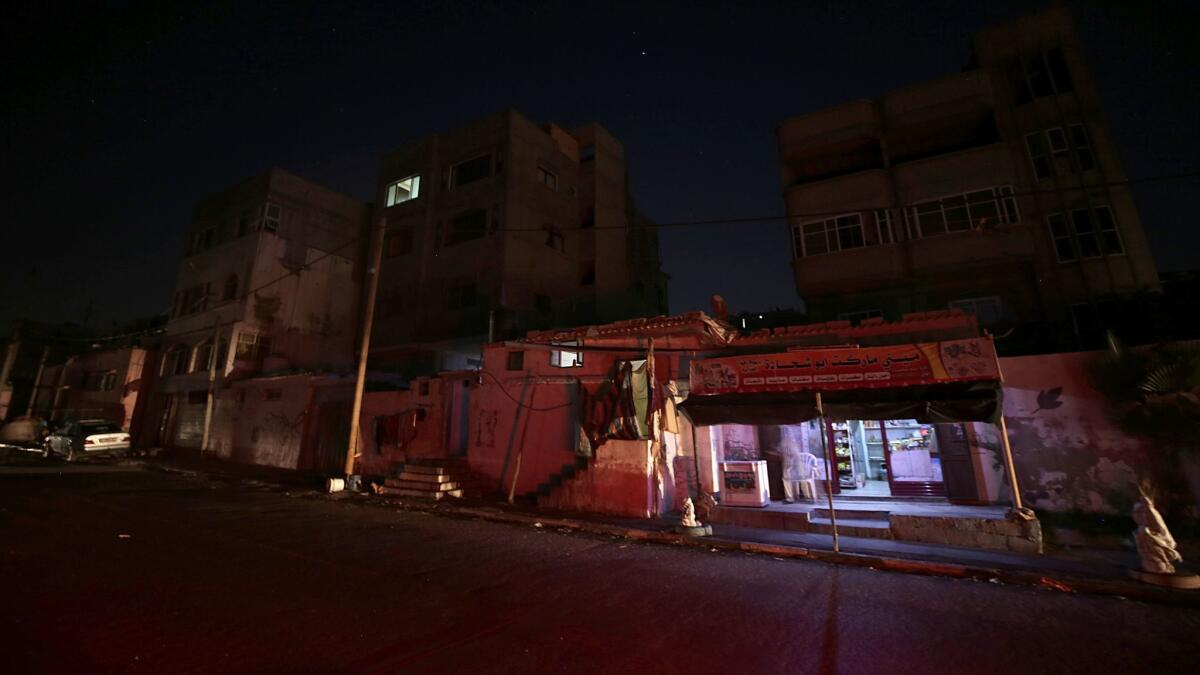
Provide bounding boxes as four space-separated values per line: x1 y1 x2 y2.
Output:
827 419 948 498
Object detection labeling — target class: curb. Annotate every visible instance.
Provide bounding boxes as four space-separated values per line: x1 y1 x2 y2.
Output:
146 460 1200 608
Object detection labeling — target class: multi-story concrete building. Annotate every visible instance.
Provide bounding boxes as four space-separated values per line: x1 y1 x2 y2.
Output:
151 168 370 450
370 109 667 373
777 8 1160 351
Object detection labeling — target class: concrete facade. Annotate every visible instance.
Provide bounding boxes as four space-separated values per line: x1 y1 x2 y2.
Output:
370 109 667 375
31 346 158 443
777 8 1160 352
151 168 370 450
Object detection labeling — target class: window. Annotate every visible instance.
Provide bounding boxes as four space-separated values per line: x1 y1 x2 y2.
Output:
191 227 215 254
192 340 213 373
580 261 595 286
1071 206 1123 258
793 214 865 257
187 390 207 405
418 381 430 397
1026 126 1095 179
265 389 282 402
1017 47 1074 103
261 203 281 233
536 166 558 191
385 229 413 257
100 371 119 392
445 209 487 246
448 283 477 310
506 351 525 371
386 175 421 206
163 345 189 376
237 208 257 237
450 155 491 188
222 275 238 301
1047 206 1123 262
543 224 564 252
907 186 1019 238
551 341 583 368
176 284 211 316
837 309 882 324
235 331 270 360
949 297 1004 326
874 209 898 244
1047 213 1075 262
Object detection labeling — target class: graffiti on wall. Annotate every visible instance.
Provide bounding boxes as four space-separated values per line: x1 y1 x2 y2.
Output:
476 410 498 448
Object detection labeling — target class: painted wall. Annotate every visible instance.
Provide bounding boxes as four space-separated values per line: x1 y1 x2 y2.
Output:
1000 350 1155 514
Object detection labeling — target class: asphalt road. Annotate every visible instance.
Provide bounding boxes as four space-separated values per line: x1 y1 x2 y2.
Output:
2 463 1198 675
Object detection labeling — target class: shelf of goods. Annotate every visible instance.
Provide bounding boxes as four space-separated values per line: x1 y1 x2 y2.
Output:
831 423 856 488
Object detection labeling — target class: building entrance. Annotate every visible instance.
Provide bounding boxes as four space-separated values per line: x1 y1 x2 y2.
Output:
825 419 947 498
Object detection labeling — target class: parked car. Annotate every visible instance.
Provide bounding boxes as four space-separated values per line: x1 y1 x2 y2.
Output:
44 419 130 461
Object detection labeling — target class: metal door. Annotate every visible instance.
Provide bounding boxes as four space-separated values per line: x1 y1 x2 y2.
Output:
936 423 981 503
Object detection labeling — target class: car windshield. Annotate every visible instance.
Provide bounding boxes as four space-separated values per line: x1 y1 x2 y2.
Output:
81 423 121 434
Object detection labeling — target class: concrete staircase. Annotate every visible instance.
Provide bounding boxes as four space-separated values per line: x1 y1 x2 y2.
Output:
534 456 591 502
378 458 490 501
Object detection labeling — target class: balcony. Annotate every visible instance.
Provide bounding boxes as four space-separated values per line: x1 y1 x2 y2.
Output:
883 71 998 164
778 101 883 183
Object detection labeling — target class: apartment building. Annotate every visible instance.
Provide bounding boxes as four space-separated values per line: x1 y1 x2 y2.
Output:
777 8 1160 351
370 109 667 374
152 168 370 449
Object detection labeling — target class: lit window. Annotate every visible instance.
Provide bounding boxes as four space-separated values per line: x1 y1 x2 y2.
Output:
536 166 558 191
551 341 583 368
450 155 491 188
386 175 420 206
949 297 1003 326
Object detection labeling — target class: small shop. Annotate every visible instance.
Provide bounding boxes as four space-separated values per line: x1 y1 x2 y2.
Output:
681 337 1016 507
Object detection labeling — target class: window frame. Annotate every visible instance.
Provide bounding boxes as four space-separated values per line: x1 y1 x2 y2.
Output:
261 203 281 233
536 166 558 192
444 209 488 246
385 174 421 207
550 341 583 368
948 296 1004 326
792 213 865 257
907 186 1019 238
449 154 492 189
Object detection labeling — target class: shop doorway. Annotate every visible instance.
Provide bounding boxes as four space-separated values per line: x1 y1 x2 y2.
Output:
826 420 946 498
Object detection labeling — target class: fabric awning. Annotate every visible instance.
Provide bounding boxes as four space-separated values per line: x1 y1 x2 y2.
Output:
679 381 1002 427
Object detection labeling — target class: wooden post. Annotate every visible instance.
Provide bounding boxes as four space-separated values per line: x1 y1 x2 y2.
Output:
998 414 1024 511
816 392 840 553
344 218 388 478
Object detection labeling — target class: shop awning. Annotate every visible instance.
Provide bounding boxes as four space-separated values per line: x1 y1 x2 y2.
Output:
680 381 1002 427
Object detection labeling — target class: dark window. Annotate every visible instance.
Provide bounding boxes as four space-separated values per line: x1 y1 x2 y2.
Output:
581 206 595 229
222 275 238 301
448 283 477 309
385 229 413 257
1092 207 1124 255
445 210 487 246
543 225 564 252
81 422 121 434
536 166 558 191
419 381 430 397
451 155 491 188
187 390 207 405
506 351 524 371
1045 48 1074 93
580 261 595 286
1070 209 1101 258
237 208 257 237
580 145 595 162
1025 54 1054 98
1047 214 1076 262
1069 124 1095 172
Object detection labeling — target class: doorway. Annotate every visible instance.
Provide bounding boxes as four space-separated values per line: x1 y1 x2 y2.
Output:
823 419 950 498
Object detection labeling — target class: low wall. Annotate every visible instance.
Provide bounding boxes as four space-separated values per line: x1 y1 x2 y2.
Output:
540 440 655 518
889 514 1043 554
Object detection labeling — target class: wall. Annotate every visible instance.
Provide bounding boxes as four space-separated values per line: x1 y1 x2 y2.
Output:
1000 350 1155 514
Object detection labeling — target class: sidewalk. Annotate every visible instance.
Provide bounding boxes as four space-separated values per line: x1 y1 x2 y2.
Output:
142 455 1200 608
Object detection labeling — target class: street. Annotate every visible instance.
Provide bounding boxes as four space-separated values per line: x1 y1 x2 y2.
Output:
2 464 1198 675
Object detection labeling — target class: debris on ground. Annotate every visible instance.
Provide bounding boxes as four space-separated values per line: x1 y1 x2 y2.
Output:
1039 577 1074 593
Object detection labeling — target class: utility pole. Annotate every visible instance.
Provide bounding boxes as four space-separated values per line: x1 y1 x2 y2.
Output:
26 345 50 417
344 217 387 479
816 392 840 553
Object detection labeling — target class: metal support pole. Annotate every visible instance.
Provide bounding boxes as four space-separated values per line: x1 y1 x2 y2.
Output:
344 217 388 478
997 414 1024 511
816 392 840 553
26 346 50 417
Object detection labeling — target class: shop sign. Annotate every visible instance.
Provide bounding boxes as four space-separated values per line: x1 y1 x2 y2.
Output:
690 338 999 395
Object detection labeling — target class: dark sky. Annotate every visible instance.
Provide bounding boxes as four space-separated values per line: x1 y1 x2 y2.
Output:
3 0 1198 334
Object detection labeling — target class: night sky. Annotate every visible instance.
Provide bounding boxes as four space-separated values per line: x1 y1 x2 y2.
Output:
4 1 1198 335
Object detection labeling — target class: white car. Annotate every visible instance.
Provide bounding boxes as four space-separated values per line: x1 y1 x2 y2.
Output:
44 419 131 461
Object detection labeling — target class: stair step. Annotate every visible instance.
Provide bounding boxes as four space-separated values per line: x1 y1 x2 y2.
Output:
808 518 893 539
813 508 891 521
385 478 464 491
378 487 465 500
402 465 455 476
